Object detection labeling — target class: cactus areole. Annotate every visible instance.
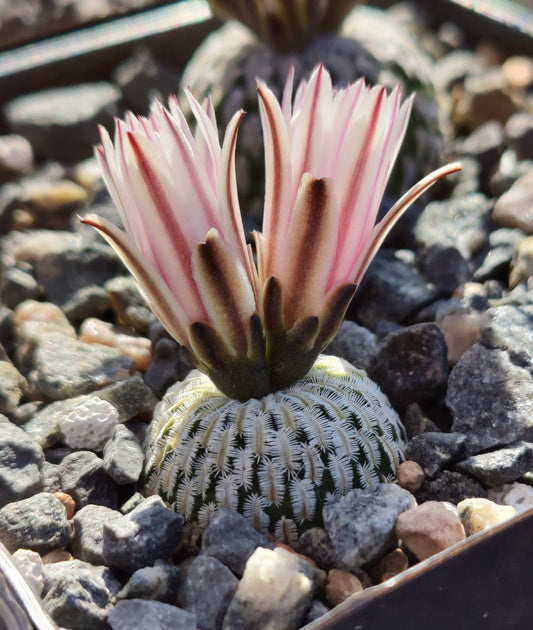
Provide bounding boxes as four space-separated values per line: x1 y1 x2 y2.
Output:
82 65 460 538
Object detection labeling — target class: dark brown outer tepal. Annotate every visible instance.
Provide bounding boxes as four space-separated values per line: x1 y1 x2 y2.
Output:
305 508 533 630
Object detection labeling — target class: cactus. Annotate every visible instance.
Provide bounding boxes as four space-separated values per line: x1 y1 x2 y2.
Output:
144 355 406 542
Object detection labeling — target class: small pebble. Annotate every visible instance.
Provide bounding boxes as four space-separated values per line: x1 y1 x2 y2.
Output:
395 501 466 561
489 482 533 514
371 547 410 583
12 548 44 596
79 317 152 371
58 397 119 451
53 491 76 519
457 497 517 536
325 568 364 607
396 461 425 493
41 549 73 564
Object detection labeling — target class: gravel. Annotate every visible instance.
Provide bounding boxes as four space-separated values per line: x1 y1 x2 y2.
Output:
1 3 532 629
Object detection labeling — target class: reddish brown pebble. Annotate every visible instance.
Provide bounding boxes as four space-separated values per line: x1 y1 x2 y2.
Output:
54 491 76 519
373 548 410 583
325 569 363 608
275 542 318 568
396 460 425 493
41 549 72 564
395 501 466 561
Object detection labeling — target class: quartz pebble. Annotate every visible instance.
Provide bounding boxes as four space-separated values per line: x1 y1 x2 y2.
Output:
395 501 466 561
221 546 315 630
489 482 533 514
12 548 44 597
457 497 517 536
325 568 364 607
79 317 152 371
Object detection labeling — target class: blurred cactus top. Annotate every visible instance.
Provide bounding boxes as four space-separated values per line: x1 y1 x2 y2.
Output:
207 0 363 51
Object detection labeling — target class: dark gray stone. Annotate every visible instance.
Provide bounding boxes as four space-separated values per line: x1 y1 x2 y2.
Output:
322 484 416 570
369 323 448 408
296 527 337 571
4 82 121 162
0 361 27 414
447 344 533 451
353 250 438 328
43 559 121 630
473 227 525 281
143 338 183 399
455 441 533 487
182 556 238 630
102 496 183 573
61 285 111 322
108 599 197 630
33 241 125 311
403 403 441 439
103 424 144 485
415 470 487 504
33 332 135 400
200 509 273 577
420 245 471 293
59 450 118 510
405 432 469 478
97 376 158 422
116 561 181 604
71 504 122 565
105 275 156 334
0 423 44 507
0 492 71 553
414 193 492 259
0 267 40 309
325 320 378 371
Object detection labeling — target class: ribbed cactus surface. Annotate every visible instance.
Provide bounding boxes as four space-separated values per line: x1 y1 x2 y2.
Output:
144 355 406 542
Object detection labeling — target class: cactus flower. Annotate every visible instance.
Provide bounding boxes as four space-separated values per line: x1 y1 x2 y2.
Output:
82 66 460 401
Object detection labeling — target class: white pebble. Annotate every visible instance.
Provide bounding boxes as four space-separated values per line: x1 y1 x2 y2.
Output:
59 397 119 451
12 549 43 597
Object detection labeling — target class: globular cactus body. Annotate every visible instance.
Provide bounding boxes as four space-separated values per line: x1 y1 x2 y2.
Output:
144 355 406 543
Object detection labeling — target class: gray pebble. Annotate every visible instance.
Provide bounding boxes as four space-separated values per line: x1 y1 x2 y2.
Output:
414 193 492 259
199 509 273 577
0 422 44 507
43 559 121 630
4 82 121 162
0 492 71 553
33 332 135 400
447 344 533 451
97 375 158 422
71 504 122 565
325 320 377 371
480 304 533 370
354 250 438 328
116 561 180 604
296 527 337 571
59 450 118 509
405 432 469 478
0 267 40 309
103 424 144 485
415 470 487 504
323 483 416 570
455 441 533 487
403 403 441 439
102 496 183 573
369 323 448 408
108 599 197 630
182 555 238 630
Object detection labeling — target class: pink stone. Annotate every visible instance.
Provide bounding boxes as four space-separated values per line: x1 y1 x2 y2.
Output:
396 461 425 493
395 501 466 561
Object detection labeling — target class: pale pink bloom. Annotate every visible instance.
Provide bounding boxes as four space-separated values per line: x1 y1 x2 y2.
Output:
83 66 460 399
81 93 266 400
